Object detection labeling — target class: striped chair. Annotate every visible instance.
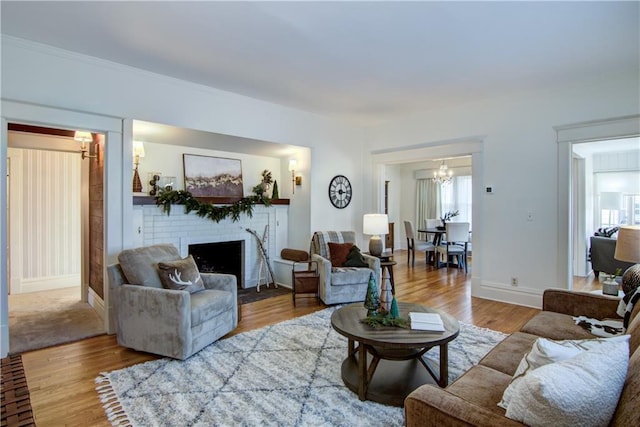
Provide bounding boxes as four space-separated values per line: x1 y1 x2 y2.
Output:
310 231 381 305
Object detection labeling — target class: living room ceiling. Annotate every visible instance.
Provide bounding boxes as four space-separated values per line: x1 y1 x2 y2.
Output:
1 1 638 125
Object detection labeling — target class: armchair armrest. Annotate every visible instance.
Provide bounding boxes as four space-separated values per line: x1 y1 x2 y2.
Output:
312 252 332 284
201 272 238 327
405 385 523 427
542 289 621 319
116 285 192 359
201 273 237 293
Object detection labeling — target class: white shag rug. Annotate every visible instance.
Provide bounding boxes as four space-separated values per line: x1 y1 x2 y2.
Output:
96 307 506 426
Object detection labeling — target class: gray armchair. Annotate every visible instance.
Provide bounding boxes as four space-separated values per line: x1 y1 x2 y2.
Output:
108 244 238 360
310 231 381 305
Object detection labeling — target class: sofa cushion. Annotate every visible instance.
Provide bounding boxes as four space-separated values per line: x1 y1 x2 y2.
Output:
330 267 372 286
499 335 629 410
446 365 512 416
611 347 640 427
118 244 181 288
328 242 353 267
190 289 234 326
520 310 596 340
157 255 205 294
505 339 629 427
479 332 539 376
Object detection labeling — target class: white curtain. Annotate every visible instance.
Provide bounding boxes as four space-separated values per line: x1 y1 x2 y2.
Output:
416 179 441 230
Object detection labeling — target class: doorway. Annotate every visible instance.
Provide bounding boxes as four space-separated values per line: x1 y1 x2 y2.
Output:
6 125 105 353
571 137 640 284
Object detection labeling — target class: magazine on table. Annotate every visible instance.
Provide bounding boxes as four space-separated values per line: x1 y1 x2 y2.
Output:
409 312 445 332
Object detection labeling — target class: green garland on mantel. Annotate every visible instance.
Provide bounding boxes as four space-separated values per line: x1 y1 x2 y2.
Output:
155 188 272 223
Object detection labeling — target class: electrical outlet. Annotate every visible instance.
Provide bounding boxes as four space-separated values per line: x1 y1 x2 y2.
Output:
511 277 518 286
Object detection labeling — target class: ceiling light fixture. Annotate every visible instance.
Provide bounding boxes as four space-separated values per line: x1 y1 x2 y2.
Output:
432 160 452 185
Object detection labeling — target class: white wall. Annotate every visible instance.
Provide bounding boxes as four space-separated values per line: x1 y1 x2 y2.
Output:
138 141 283 197
367 71 640 306
0 36 369 252
2 34 639 314
8 147 82 293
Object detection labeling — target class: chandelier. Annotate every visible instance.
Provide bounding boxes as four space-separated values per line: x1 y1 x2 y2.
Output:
432 160 452 185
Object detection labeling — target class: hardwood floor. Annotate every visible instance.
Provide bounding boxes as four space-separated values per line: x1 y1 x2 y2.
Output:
21 251 546 426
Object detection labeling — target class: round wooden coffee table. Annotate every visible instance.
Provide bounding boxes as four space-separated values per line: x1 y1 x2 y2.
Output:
330 302 460 406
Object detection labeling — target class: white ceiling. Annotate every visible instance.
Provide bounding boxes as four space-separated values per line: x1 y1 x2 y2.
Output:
2 1 638 125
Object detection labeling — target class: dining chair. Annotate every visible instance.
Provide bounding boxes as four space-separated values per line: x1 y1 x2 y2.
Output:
424 218 441 245
404 220 435 266
436 222 470 272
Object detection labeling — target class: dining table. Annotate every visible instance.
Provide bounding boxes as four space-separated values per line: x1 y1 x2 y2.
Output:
417 227 447 247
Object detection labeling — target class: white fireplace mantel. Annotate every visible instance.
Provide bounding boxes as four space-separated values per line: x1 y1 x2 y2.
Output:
132 204 288 288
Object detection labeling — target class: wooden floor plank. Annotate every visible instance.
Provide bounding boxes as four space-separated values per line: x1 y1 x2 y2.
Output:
21 252 596 426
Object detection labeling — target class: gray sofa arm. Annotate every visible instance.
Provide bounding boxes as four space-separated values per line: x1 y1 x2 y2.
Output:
405 385 524 427
312 253 332 302
542 289 620 319
117 284 192 359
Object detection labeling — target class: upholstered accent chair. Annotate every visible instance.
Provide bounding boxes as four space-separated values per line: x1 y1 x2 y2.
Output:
107 244 238 360
309 231 381 305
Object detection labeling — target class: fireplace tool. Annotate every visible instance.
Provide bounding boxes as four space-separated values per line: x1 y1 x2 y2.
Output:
246 226 276 292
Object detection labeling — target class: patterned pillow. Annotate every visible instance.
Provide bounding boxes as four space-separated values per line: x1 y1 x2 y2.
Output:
157 255 205 294
328 242 353 267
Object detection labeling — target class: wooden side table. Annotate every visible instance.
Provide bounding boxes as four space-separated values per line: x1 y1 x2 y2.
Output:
368 251 398 294
292 261 319 306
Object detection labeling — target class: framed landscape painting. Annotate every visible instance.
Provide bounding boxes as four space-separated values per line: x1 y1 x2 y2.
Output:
183 154 244 197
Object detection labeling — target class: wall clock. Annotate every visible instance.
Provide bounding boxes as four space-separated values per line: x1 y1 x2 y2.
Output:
328 175 352 209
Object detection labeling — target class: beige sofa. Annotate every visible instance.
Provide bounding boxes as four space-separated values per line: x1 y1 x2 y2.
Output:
405 290 640 426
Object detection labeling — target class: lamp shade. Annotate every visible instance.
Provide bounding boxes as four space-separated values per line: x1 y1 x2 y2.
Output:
363 214 389 235
74 131 92 144
615 226 640 263
133 140 146 158
288 159 297 171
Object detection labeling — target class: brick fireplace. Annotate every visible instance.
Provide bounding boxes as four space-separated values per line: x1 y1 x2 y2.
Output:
136 204 281 289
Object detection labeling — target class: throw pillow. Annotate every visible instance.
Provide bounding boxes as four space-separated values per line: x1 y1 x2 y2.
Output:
343 245 369 268
157 255 205 294
505 339 629 427
498 335 629 410
328 242 353 267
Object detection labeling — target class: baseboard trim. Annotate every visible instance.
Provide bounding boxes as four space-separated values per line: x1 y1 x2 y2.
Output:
15 274 81 294
472 279 543 309
87 287 105 321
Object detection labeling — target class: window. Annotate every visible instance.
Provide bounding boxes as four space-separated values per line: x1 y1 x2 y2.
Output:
441 176 472 229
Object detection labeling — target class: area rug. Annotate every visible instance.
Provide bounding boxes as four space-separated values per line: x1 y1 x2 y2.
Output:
237 285 290 305
96 307 506 426
9 287 105 354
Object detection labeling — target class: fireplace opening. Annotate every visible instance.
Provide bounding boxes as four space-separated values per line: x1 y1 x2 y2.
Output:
189 240 244 288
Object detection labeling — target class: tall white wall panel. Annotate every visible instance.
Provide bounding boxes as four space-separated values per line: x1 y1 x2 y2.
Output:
9 148 81 293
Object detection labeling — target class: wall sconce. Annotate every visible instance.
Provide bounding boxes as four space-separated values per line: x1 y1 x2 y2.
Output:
132 140 146 192
74 130 98 161
288 159 302 194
